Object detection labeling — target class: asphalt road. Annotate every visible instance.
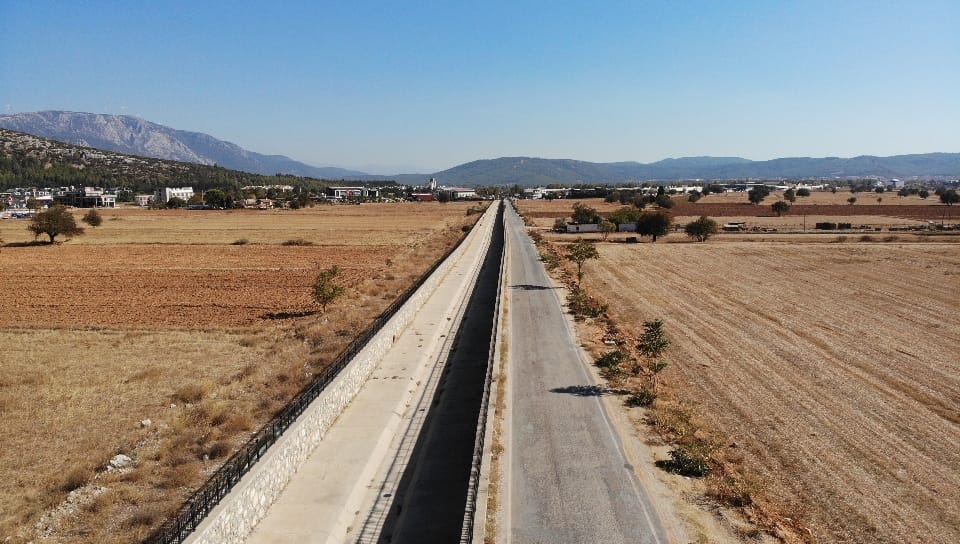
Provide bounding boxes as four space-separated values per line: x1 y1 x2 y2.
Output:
503 202 667 544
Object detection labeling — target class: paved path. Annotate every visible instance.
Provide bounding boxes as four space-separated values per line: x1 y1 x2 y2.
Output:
503 202 668 544
243 203 498 544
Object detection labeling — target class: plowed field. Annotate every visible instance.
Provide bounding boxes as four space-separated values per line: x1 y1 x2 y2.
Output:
0 202 483 543
2 245 387 328
588 242 960 543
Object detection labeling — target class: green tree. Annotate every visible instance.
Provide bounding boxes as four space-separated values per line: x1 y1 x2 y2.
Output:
566 239 599 286
166 197 187 209
636 212 671 242
204 188 230 208
919 189 930 199
81 208 103 227
796 188 811 197
684 216 719 242
748 186 771 205
571 202 600 224
26 198 42 210
783 188 796 203
771 200 790 217
847 196 857 205
687 191 702 203
607 205 641 226
654 194 674 208
313 266 346 312
27 205 85 243
599 220 616 241
939 189 959 205
638 319 670 392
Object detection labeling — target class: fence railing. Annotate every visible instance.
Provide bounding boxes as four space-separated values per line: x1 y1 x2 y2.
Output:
144 221 475 544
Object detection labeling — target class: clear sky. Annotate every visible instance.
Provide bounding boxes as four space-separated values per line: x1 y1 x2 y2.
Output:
1 1 958 174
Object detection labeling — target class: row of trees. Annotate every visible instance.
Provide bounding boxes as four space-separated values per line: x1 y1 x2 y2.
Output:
560 202 720 243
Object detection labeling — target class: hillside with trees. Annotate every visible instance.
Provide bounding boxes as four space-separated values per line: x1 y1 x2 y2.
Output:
0 128 392 196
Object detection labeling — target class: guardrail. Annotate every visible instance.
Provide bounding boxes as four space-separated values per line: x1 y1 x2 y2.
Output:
460 201 505 543
144 220 475 544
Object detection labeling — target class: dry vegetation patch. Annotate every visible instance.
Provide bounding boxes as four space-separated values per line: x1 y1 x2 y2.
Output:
0 202 482 542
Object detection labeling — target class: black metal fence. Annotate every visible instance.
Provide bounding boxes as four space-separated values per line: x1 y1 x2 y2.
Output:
144 218 478 544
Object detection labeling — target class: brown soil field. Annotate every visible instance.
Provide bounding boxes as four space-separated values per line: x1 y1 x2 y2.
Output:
584 242 960 543
0 202 483 543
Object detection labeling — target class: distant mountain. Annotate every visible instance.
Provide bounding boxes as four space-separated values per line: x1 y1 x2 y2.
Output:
0 111 368 179
432 154 960 186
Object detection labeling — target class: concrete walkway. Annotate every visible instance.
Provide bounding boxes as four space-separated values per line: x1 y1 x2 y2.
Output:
243 205 497 544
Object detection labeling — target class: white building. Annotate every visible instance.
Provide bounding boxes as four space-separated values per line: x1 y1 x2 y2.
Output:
160 187 194 202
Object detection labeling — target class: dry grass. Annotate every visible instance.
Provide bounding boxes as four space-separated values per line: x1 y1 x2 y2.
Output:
586 242 960 544
0 202 484 543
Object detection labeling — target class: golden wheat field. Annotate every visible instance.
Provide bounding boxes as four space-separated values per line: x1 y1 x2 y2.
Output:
0 202 482 543
586 242 960 544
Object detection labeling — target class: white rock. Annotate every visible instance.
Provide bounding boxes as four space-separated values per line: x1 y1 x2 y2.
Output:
109 454 133 469
140 418 152 427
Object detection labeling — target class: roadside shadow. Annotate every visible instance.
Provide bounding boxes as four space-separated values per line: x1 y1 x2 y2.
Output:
549 385 609 397
261 309 317 320
511 284 554 291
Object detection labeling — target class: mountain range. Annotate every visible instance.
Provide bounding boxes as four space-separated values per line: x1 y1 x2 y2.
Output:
0 111 366 179
2 111 958 186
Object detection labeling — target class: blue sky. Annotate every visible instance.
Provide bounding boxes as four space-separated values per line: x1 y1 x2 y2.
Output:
1 1 957 174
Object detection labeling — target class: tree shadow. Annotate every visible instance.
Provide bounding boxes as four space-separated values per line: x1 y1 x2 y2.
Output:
3 241 51 247
511 284 554 291
549 384 609 397
261 309 317 320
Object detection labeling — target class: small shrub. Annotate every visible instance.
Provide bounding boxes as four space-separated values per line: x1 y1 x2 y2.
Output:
656 441 713 477
83 490 117 513
834 235 848 243
124 507 160 528
539 250 559 270
61 465 92 492
859 234 875 242
529 230 544 244
595 350 626 369
281 238 314 246
172 383 207 404
81 208 103 227
815 222 837 230
707 473 754 507
206 440 232 460
883 235 899 242
232 238 250 245
460 224 471 232
222 413 255 434
626 388 656 407
160 462 200 489
566 287 607 319
649 403 696 438
552 217 567 233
